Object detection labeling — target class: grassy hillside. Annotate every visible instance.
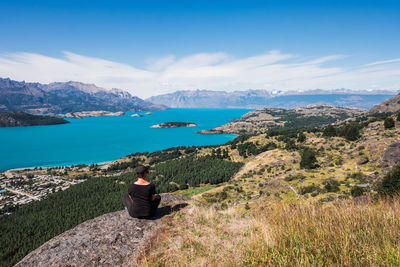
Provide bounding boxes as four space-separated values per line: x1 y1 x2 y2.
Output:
143 197 400 266
142 113 400 266
193 115 400 208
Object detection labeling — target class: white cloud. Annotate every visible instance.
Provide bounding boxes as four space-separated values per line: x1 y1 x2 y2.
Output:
0 50 399 98
365 58 400 66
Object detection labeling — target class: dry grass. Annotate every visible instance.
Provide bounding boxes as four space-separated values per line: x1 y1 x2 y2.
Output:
142 205 273 266
245 198 400 266
143 197 400 267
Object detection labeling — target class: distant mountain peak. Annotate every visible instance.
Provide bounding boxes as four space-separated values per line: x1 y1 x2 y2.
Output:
0 77 167 114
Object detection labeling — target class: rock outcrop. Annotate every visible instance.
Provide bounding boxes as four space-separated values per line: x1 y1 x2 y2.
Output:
383 142 400 167
16 194 188 267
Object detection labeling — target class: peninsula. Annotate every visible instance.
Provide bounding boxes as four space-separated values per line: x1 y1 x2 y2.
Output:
150 122 197 128
56 111 126 119
0 112 69 127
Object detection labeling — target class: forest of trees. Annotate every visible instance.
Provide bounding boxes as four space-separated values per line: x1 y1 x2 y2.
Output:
148 155 243 192
237 141 277 158
107 157 143 171
322 123 361 141
0 176 128 266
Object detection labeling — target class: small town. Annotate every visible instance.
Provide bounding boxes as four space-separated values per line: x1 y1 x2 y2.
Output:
0 164 109 215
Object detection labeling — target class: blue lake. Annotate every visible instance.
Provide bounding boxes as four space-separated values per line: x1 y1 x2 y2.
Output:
0 109 251 171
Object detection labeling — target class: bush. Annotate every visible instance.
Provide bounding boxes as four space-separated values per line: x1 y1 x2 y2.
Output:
323 125 337 137
299 184 319 195
300 148 318 169
347 172 366 183
340 123 360 141
384 117 395 129
284 173 305 181
378 165 400 196
179 183 188 190
351 186 365 198
397 113 400 122
285 139 297 151
323 179 340 193
297 132 306 142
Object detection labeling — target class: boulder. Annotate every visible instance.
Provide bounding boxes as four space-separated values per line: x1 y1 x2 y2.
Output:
16 194 188 267
383 142 400 167
357 157 369 165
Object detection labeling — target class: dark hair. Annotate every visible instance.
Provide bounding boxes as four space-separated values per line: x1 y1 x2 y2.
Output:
136 165 149 177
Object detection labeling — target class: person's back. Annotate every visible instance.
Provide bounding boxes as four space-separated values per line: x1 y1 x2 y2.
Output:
123 165 161 219
128 183 156 218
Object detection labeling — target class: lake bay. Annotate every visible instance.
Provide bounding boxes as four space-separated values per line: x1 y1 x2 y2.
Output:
0 109 251 171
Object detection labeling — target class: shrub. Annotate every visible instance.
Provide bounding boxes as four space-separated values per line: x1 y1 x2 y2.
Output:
340 123 360 141
284 173 305 181
300 148 318 169
384 117 395 129
284 139 297 151
347 172 366 183
397 113 400 122
299 184 319 195
351 186 365 198
378 165 400 196
179 183 188 190
323 179 340 193
323 125 337 137
297 132 306 142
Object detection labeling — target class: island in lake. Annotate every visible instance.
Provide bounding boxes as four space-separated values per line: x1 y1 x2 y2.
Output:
0 111 69 127
150 122 198 128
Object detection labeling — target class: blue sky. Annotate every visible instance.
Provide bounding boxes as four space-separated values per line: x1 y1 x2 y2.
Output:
0 0 399 97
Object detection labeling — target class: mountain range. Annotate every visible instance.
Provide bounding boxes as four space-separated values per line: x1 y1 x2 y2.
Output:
0 78 167 114
147 89 397 109
1 77 398 113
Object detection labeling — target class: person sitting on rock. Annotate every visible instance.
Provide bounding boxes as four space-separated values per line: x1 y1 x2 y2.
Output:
123 165 161 219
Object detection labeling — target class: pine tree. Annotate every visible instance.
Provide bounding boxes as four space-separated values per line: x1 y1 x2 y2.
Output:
300 148 318 169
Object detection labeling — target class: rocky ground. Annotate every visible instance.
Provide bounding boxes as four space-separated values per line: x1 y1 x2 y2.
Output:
16 194 188 267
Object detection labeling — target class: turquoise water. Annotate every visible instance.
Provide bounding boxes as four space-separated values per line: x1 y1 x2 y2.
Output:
0 109 251 171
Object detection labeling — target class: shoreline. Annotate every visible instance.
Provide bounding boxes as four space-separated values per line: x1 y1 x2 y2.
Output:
0 133 239 173
0 108 248 173
0 159 116 174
